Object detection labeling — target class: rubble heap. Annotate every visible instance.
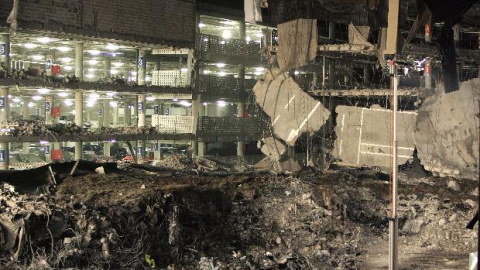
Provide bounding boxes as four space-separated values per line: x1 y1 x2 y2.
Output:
0 165 476 269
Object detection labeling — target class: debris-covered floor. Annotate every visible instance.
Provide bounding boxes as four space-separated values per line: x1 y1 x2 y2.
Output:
0 160 477 270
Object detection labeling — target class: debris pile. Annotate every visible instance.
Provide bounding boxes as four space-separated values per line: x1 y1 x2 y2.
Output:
0 164 476 269
151 156 188 170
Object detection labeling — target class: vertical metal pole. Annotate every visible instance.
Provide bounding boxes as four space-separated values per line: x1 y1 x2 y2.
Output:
389 61 398 270
74 90 83 160
138 49 147 86
322 56 326 88
425 24 432 44
425 58 432 89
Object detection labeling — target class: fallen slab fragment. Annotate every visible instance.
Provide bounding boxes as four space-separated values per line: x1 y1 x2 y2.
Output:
277 19 318 72
253 69 330 146
258 137 286 162
415 78 480 179
333 105 417 172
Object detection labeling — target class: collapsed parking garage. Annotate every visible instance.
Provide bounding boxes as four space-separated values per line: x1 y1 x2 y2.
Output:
0 0 479 269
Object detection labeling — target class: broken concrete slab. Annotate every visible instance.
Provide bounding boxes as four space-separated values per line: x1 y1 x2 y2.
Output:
254 156 301 174
415 78 480 179
253 69 330 146
259 137 286 162
333 105 417 172
277 19 318 72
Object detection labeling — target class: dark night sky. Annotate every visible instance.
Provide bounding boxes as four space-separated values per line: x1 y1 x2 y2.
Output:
199 0 243 10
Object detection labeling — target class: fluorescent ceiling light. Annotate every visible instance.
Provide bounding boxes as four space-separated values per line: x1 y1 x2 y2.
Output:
203 70 211 74
222 20 235 25
217 100 227 107
218 71 226 76
180 68 188 72
89 49 101 55
64 66 73 71
109 101 118 107
38 88 50 94
31 55 44 61
24 43 37 49
216 63 226 68
112 62 123 67
89 93 100 99
12 98 21 103
179 101 191 107
198 23 205 28
294 71 300 75
57 46 71 52
88 59 99 65
58 92 69 97
222 30 232 39
110 70 118 75
146 96 155 101
255 67 264 72
32 96 42 101
106 44 119 50
28 102 35 108
85 74 95 79
106 92 117 97
87 68 96 72
37 37 51 43
60 57 72 63
64 100 73 106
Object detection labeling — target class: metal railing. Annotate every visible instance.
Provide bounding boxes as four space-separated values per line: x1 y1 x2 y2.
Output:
196 34 264 63
196 116 268 142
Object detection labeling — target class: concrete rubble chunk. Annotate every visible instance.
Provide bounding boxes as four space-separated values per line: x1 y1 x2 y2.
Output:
333 105 417 172
259 137 286 162
447 180 460 192
415 78 480 180
253 69 330 146
276 19 318 72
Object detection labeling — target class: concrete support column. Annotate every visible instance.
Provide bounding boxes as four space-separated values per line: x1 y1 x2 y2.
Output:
425 58 432 89
329 21 336 41
75 90 83 160
75 42 84 81
112 103 119 127
237 102 245 158
153 141 161 160
363 65 371 86
191 97 199 158
98 103 104 127
0 87 9 170
137 94 146 127
1 34 10 71
0 87 9 124
103 142 111 157
328 61 336 89
124 100 132 126
0 142 9 170
186 49 194 86
197 101 206 157
45 95 53 125
453 24 460 49
21 98 29 154
21 98 29 120
137 49 147 86
425 24 432 44
103 56 111 79
103 101 111 128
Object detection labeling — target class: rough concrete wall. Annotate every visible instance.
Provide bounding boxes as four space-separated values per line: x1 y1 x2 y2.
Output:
253 69 330 146
277 19 317 72
0 0 195 47
333 105 417 172
415 78 480 179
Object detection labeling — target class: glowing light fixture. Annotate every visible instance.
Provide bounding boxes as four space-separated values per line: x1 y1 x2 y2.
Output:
106 44 119 50
12 98 21 103
217 100 227 107
88 49 101 55
112 62 123 67
32 55 44 61
216 63 226 68
60 57 72 63
64 66 73 71
24 43 37 49
222 30 232 39
27 102 35 108
38 88 50 94
218 71 226 76
58 92 69 97
146 96 155 101
32 96 42 101
37 37 51 43
109 101 118 107
88 59 99 65
198 23 205 28
85 74 95 79
64 100 73 106
57 46 71 52
180 68 188 72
